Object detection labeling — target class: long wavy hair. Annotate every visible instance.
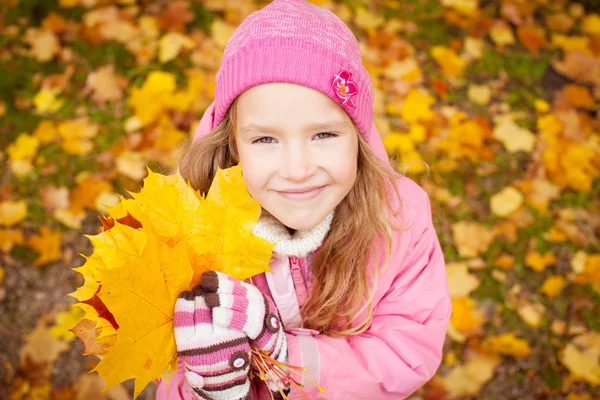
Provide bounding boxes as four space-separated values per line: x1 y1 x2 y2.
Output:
180 100 403 337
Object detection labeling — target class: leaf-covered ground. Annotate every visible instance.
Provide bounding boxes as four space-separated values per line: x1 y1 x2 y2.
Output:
0 0 599 399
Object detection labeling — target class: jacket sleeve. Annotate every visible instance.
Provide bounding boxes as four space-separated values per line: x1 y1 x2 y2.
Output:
285 192 452 400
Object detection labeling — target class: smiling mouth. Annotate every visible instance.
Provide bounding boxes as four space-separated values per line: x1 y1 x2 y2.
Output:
276 185 326 200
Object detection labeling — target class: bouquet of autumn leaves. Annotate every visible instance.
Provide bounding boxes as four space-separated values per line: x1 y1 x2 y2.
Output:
69 165 276 398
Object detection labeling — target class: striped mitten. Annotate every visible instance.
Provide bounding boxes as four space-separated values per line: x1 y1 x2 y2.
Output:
201 271 288 376
174 285 252 400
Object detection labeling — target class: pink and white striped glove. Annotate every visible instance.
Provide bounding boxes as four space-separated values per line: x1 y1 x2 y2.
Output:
201 271 288 369
174 285 252 400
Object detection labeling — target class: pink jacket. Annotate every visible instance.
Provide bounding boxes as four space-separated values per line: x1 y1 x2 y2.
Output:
156 103 451 399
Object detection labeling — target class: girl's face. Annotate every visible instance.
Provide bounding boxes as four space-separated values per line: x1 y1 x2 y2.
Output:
235 83 359 231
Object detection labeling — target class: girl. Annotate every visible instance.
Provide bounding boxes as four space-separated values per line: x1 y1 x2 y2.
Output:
158 0 451 399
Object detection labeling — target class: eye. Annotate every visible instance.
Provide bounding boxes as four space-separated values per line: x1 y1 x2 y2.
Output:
314 132 336 140
252 136 276 144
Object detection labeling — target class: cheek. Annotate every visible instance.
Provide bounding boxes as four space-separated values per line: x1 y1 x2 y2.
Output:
325 143 358 189
238 147 267 199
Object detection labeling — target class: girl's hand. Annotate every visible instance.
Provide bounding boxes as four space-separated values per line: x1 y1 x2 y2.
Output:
174 285 252 400
201 271 288 365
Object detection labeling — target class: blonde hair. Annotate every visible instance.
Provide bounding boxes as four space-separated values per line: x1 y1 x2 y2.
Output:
180 100 402 337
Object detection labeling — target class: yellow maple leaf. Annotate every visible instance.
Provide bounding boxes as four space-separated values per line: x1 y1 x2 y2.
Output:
188 166 274 281
437 349 500 397
398 88 436 124
582 14 600 36
490 186 523 217
525 251 557 272
0 200 28 227
73 166 273 397
467 84 491 105
127 71 177 126
446 262 481 298
34 89 65 114
450 297 486 334
26 226 63 267
50 307 84 341
85 65 127 104
493 118 536 153
33 120 59 144
212 19 237 49
431 46 467 77
23 27 61 62
560 332 600 385
159 32 195 63
440 0 478 16
573 253 600 294
92 228 191 398
353 7 384 36
490 21 515 46
7 133 40 161
0 229 25 252
481 332 531 358
57 119 99 156
540 275 567 298
451 221 495 257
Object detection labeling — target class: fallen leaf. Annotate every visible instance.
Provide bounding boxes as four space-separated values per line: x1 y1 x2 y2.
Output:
467 84 491 105
398 88 436 124
158 0 195 32
115 152 148 181
552 51 600 86
57 119 99 156
431 46 467 77
85 65 127 104
353 7 384 35
562 84 595 108
517 300 545 328
441 0 478 17
69 177 114 214
39 185 70 214
34 89 65 114
446 262 481 298
481 332 531 358
560 332 600 385
50 306 85 341
490 21 515 46
26 226 63 267
493 118 536 153
73 373 131 400
0 228 24 251
546 13 575 33
159 32 195 63
525 251 557 273
450 297 486 334
6 134 40 161
437 349 500 397
0 200 27 227
517 25 546 54
451 221 495 257
490 186 523 217
23 27 61 62
540 275 567 298
21 318 69 366
211 19 236 49
582 14 600 36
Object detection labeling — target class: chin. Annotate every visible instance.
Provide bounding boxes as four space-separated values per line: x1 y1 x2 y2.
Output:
273 212 324 232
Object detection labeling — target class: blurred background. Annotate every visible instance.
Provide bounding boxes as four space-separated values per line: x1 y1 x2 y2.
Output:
0 0 599 399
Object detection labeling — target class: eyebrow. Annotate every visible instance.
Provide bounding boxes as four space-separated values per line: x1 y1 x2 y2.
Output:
239 120 350 135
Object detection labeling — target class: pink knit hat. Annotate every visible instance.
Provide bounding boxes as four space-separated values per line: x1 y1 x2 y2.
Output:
213 0 374 138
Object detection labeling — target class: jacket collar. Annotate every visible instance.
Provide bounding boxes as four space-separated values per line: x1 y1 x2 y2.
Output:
252 210 334 258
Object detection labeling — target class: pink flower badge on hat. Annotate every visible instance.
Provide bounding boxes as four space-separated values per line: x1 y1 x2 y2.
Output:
332 70 358 110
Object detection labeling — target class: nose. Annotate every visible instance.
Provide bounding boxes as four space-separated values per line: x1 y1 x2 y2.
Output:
279 143 317 182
